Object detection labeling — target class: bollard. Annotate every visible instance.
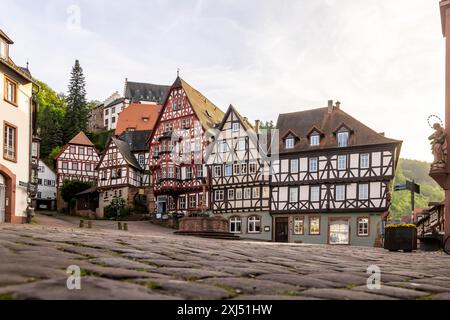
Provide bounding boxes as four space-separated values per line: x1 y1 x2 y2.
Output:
118 222 122 230
124 223 128 231
79 220 84 228
87 221 92 229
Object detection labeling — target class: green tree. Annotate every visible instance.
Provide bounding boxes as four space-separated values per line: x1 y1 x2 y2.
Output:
64 60 88 143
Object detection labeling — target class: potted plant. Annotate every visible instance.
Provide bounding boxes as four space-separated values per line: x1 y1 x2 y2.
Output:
384 224 418 252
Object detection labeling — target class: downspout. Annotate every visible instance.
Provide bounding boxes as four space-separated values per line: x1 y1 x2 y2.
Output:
27 82 40 223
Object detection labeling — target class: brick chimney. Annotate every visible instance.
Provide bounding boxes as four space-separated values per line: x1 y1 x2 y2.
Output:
255 120 261 133
328 100 334 113
335 101 341 109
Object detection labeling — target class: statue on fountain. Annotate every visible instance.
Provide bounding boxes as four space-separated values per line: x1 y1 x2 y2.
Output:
429 122 447 170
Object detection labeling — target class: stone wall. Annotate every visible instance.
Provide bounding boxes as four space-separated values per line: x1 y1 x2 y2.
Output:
179 216 229 233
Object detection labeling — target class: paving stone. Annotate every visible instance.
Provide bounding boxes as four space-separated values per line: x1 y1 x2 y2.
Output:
141 259 201 268
232 295 321 300
155 268 230 280
351 285 429 299
88 257 156 271
301 288 396 300
386 281 450 294
201 277 302 295
307 273 367 286
431 292 450 300
257 273 342 288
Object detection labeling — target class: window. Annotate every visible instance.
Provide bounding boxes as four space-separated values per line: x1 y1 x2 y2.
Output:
165 122 173 133
37 192 42 199
3 124 16 161
215 190 224 201
105 109 109 116
0 40 8 59
233 163 241 175
309 217 320 235
249 162 257 174
244 188 251 199
196 165 203 178
87 148 93 156
62 162 69 170
248 216 261 233
4 78 17 105
38 178 42 185
337 155 347 170
198 194 204 207
310 134 320 146
294 217 304 235
337 131 349 147
181 118 190 129
105 119 109 127
335 185 346 201
285 137 295 149
290 159 299 173
86 164 92 172
168 167 174 179
72 163 78 170
232 122 240 132
241 163 247 174
358 218 369 236
186 166 192 179
189 195 196 208
179 196 186 210
236 188 243 200
359 183 369 200
237 138 246 151
194 139 201 152
310 186 320 202
32 142 39 158
214 165 222 177
38 166 45 173
219 141 228 153
289 187 298 203
70 146 76 154
228 189 235 200
230 217 242 233
329 220 350 244
309 158 318 172
253 187 260 198
225 164 232 177
360 153 370 169
184 141 191 153
79 147 85 155
138 154 145 167
112 107 116 114
101 170 107 180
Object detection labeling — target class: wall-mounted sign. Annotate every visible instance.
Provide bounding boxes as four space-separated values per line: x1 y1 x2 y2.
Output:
19 181 29 189
264 226 271 232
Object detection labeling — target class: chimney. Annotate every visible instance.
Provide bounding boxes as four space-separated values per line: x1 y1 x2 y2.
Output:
335 101 341 109
379 132 385 137
255 120 261 133
328 100 334 113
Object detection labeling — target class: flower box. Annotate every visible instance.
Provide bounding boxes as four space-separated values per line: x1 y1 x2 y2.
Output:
384 224 418 252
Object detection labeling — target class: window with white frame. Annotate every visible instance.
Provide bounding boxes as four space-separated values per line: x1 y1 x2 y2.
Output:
309 217 320 235
214 165 222 177
309 158 318 172
337 131 349 147
358 218 369 236
232 122 240 132
138 154 145 167
360 153 370 169
189 195 196 208
179 196 186 210
184 141 191 153
294 217 304 235
196 165 203 178
230 217 242 233
310 186 320 202
4 77 17 105
289 187 299 203
337 155 347 170
3 124 16 161
168 166 174 179
359 183 369 200
228 189 235 200
215 190 224 201
248 216 261 233
79 147 85 155
285 137 295 149
249 162 257 174
241 163 247 174
233 163 241 175
236 188 243 200
244 188 251 199
219 141 228 153
72 163 78 170
237 138 246 151
262 187 270 198
290 159 299 173
62 162 69 170
310 134 320 146
225 164 232 177
86 163 92 172
186 166 192 179
253 187 260 198
335 185 345 201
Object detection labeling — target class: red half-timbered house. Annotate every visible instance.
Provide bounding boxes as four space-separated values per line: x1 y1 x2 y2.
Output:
55 132 100 211
149 77 224 217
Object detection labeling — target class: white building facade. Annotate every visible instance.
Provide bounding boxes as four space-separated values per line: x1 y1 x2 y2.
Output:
36 160 56 210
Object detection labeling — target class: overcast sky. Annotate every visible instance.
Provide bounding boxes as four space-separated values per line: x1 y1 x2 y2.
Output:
0 0 445 162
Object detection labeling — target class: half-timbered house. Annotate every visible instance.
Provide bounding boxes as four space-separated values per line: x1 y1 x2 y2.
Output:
205 105 272 240
96 132 151 216
55 132 100 211
149 77 224 217
270 101 402 246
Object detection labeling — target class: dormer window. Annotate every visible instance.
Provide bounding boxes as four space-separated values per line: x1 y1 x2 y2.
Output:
0 40 8 59
285 137 295 149
310 134 320 146
337 130 349 147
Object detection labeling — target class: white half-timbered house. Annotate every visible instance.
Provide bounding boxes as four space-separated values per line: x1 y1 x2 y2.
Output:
55 132 100 211
270 101 402 246
96 133 150 216
205 105 272 240
149 77 224 217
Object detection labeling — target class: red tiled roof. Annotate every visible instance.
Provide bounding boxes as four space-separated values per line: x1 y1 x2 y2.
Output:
115 103 162 135
68 132 95 146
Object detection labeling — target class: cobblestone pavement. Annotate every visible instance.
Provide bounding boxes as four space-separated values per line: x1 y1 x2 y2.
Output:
1 221 450 300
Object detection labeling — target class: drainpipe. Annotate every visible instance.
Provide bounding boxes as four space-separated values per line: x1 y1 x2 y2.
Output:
27 83 40 223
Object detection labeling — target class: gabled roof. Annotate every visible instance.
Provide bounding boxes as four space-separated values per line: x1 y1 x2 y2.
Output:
217 105 253 132
111 137 142 170
172 77 225 130
119 130 152 152
124 80 171 104
115 103 162 135
105 97 125 108
68 132 95 147
0 29 13 44
276 105 402 153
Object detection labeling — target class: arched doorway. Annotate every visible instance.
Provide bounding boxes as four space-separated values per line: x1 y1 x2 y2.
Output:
0 174 5 223
0 164 16 223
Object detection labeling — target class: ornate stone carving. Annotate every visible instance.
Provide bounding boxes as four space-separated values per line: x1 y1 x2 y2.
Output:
429 123 447 169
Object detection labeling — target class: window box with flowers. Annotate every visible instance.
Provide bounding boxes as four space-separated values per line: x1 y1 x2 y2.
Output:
384 224 417 252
